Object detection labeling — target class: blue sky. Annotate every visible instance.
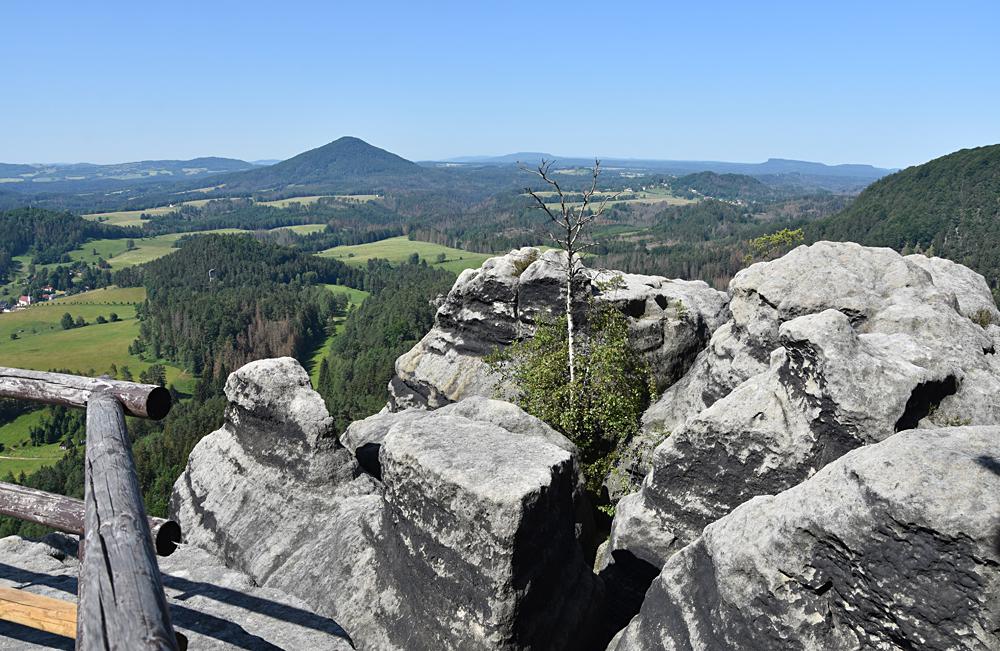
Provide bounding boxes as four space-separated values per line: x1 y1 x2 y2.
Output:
2 1 997 168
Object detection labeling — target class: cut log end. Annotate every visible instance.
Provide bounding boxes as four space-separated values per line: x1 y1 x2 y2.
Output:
154 520 182 557
146 386 172 421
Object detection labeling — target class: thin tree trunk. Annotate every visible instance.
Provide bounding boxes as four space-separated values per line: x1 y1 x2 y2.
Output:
566 264 575 385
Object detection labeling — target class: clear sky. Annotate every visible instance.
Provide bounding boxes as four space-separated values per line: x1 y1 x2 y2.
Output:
2 1 997 168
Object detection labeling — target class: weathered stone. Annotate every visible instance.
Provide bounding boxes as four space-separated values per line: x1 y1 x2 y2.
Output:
0 533 354 650
172 357 601 650
608 243 1000 570
389 248 729 410
374 416 602 649
609 426 1000 651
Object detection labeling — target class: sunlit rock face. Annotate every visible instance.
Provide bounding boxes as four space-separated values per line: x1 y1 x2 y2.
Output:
388 247 729 411
606 242 1000 570
608 427 1000 651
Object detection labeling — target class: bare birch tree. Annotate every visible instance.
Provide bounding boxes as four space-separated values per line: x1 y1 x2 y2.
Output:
521 159 617 392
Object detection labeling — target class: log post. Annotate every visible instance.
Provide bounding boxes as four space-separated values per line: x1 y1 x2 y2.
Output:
0 482 181 557
0 367 171 420
76 391 178 650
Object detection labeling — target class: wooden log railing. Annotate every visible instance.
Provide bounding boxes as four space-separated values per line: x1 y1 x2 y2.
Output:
0 368 182 650
0 482 181 557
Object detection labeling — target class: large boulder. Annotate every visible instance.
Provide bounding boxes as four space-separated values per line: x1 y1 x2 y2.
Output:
375 416 602 649
170 357 392 648
172 357 601 650
389 248 729 410
608 426 1000 651
0 533 354 650
606 243 1000 570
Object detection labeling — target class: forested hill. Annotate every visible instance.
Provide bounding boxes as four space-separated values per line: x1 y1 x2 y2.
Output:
670 172 777 202
203 136 434 195
127 234 365 384
0 207 130 279
808 144 1000 301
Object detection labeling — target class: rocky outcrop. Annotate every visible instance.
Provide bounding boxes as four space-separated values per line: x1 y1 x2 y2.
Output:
609 426 1000 651
388 247 729 410
0 533 353 650
171 357 601 650
376 417 601 649
605 243 1000 570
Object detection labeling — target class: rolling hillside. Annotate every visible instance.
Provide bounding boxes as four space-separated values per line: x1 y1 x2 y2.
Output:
809 144 1000 301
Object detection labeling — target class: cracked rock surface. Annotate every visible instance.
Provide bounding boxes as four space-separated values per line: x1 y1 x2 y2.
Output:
607 242 1000 570
608 426 1000 651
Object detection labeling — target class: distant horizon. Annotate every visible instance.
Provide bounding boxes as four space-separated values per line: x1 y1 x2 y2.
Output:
2 2 997 169
1 136 923 171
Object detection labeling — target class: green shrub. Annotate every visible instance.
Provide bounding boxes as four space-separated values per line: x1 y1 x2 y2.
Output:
487 303 655 493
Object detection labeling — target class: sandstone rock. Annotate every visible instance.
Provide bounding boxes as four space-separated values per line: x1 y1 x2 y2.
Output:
172 357 601 650
609 426 1000 651
375 416 602 649
0 533 353 650
171 357 399 649
389 248 729 410
342 395 577 461
609 243 1000 569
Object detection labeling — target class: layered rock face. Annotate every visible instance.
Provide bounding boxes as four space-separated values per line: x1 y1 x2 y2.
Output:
171 357 600 650
607 242 1000 569
0 533 354 650
609 427 1000 651
389 247 729 410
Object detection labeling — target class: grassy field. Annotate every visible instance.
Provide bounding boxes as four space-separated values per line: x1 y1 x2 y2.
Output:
0 286 192 476
305 284 370 386
0 287 191 389
318 236 493 275
84 194 377 226
83 199 215 227
0 411 65 477
278 223 327 234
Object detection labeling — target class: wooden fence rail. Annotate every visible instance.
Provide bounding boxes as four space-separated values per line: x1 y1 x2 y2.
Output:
0 482 181 556
0 369 181 650
0 367 171 420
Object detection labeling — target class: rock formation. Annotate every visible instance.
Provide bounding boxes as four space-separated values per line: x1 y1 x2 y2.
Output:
0 533 354 650
606 242 1000 570
609 426 1000 650
388 247 729 411
171 357 601 650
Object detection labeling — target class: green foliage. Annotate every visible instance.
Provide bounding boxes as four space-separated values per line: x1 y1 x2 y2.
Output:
133 234 364 375
487 304 655 493
60 313 74 330
744 227 805 264
0 207 129 281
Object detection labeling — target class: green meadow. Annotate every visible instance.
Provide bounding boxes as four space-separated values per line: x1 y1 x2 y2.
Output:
0 286 192 476
0 411 64 477
0 287 191 389
318 236 494 275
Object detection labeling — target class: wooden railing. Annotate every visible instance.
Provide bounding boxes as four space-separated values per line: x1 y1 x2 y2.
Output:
0 367 184 650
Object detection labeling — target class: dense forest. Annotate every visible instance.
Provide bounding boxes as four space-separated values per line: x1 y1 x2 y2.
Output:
125 234 365 381
0 207 127 280
809 144 1000 302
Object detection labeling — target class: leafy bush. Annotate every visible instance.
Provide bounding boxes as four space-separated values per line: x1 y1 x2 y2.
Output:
487 303 655 493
